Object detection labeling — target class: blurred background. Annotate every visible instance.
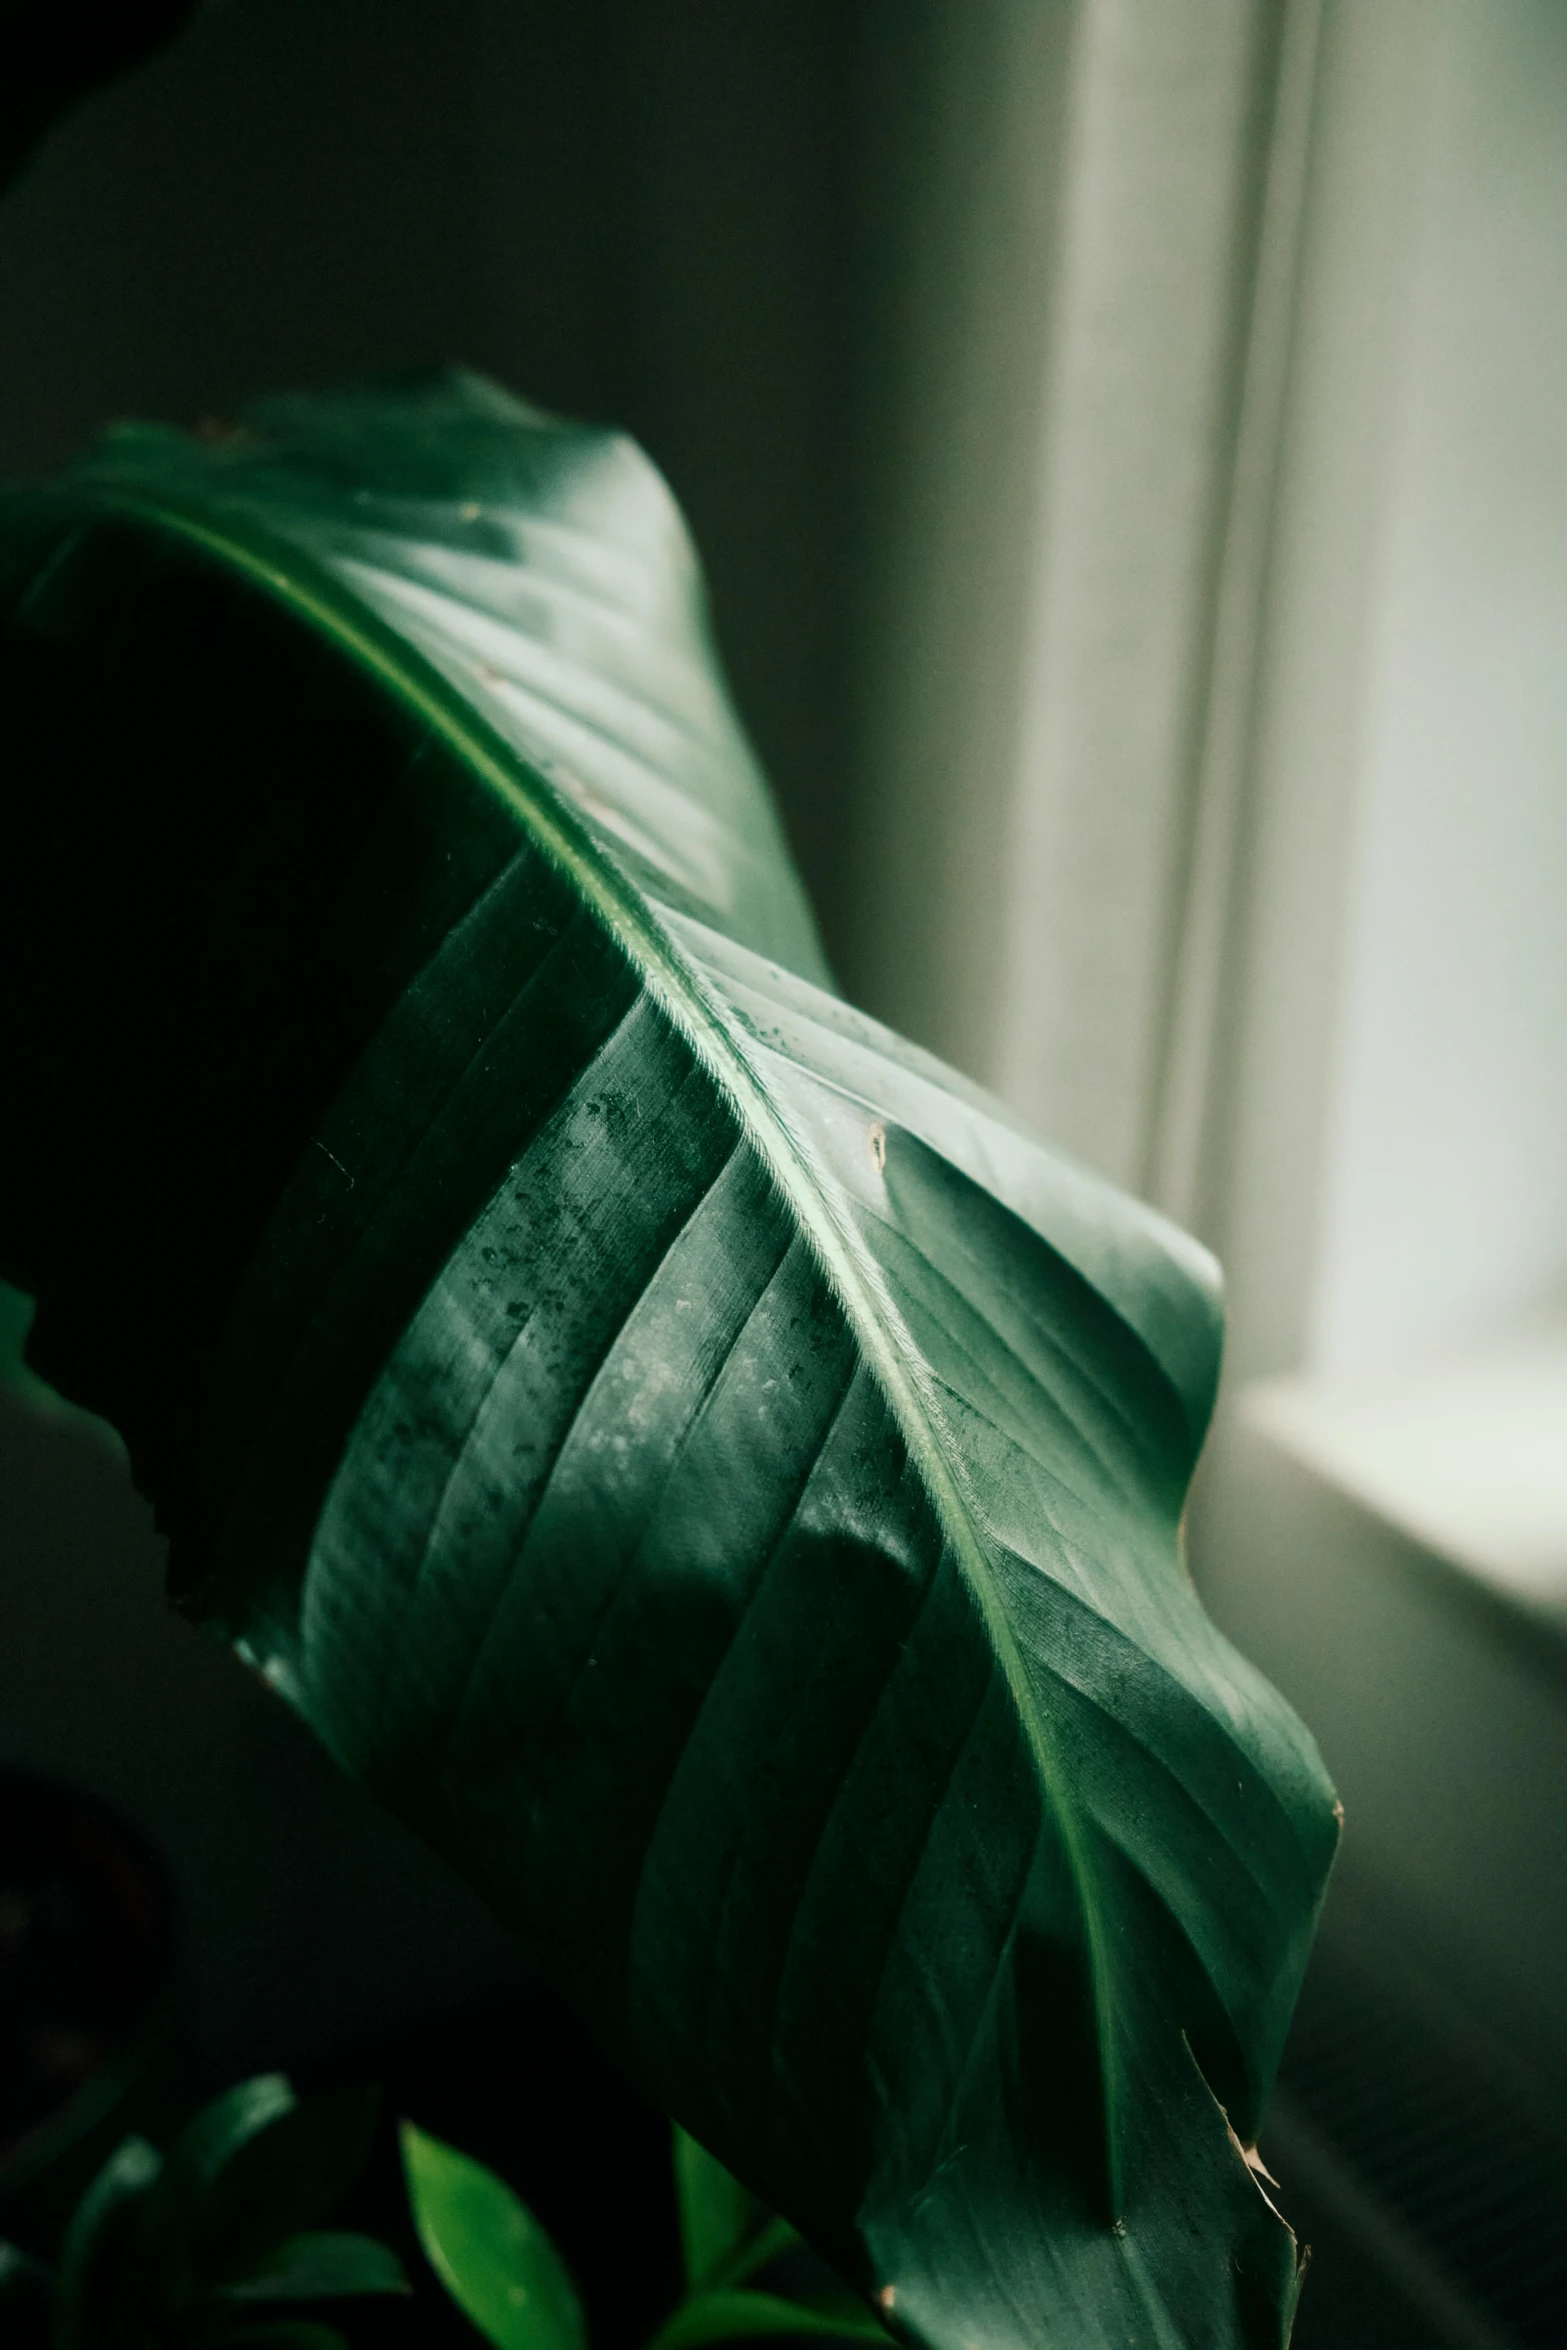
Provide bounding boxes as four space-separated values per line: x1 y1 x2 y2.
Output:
1 4 1564 2345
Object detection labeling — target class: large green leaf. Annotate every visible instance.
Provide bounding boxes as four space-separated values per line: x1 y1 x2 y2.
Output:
0 372 1338 2350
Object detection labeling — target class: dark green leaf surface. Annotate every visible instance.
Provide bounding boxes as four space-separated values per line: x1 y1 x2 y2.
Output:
125 2073 378 2307
0 373 1338 2350
157 2075 298 2208
213 2231 409 2303
648 2287 891 2350
52 2135 163 2350
184 2082 381 2290
132 2072 296 2313
208 2326 346 2350
401 2123 585 2350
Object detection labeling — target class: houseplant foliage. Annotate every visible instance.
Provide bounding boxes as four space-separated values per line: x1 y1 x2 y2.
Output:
0 372 1338 2348
399 2116 891 2350
0 2073 406 2350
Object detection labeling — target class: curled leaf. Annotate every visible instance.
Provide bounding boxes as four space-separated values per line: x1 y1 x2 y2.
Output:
0 373 1338 2350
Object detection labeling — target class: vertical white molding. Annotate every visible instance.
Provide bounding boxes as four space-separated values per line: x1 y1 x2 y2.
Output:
992 0 1274 1187
1309 0 1567 1373
841 0 1078 1081
1198 0 1445 1380
848 0 1446 1375
1143 0 1322 1231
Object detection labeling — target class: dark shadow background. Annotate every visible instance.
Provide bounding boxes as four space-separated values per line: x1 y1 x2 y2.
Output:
0 0 906 977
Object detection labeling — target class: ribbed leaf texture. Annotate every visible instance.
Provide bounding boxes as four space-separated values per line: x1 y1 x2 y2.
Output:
0 372 1338 2350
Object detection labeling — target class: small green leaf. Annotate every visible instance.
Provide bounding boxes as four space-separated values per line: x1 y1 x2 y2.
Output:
191 2084 381 2286
673 2128 794 2291
648 2288 892 2350
53 2135 164 2350
213 2230 409 2302
135 2074 298 2304
400 2122 584 2350
165 2076 299 2197
132 2076 380 2311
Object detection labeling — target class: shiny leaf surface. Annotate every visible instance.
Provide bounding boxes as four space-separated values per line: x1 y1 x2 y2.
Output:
400 2123 585 2350
0 373 1338 2350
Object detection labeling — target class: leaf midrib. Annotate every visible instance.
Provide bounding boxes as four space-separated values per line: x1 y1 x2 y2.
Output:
42 480 1123 2199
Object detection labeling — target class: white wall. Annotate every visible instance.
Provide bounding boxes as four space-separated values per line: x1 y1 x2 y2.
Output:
851 0 1567 1392
1196 0 1445 1382
844 0 1286 1190
1311 0 1567 1372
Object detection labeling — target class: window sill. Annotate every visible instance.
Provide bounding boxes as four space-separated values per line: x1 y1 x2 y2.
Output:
1239 1317 1567 1644
1190 1334 1567 2113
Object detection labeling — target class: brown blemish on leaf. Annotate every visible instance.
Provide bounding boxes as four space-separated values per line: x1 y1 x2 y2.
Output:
1222 2109 1293 2235
869 1122 886 1174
